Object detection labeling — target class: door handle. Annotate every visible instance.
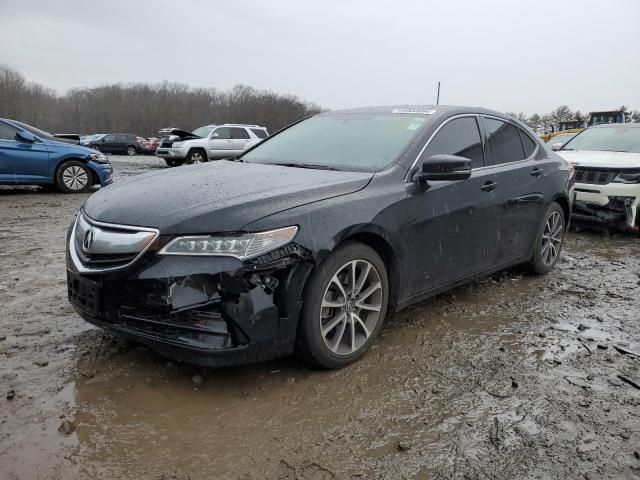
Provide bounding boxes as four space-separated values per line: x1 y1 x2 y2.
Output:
481 181 498 192
530 167 544 177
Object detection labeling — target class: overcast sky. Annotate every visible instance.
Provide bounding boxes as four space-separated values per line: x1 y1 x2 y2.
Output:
1 0 639 115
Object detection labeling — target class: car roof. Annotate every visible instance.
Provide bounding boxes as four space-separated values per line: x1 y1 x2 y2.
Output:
326 105 517 120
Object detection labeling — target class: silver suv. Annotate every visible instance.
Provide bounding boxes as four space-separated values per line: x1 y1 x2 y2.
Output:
156 124 269 167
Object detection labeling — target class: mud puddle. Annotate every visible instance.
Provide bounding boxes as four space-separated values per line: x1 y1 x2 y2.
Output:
2 156 640 479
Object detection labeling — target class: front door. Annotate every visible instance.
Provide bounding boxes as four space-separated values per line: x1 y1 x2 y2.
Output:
100 134 117 153
207 127 234 158
406 116 500 297
0 122 50 183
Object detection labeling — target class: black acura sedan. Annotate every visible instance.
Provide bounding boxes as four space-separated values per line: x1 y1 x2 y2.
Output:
66 106 574 368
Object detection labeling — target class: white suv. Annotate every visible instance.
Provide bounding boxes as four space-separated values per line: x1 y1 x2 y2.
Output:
156 124 269 167
554 123 640 233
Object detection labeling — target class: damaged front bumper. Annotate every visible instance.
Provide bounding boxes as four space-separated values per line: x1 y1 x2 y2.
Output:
573 182 640 232
67 237 313 367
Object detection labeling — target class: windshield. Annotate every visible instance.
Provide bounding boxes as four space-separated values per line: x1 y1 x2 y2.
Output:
192 126 215 138
562 126 640 154
241 113 428 171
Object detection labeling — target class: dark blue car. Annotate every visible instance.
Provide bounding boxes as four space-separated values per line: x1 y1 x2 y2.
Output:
0 118 113 193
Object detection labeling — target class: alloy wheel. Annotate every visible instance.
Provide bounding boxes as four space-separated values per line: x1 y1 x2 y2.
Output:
62 165 88 191
319 259 383 356
190 152 203 164
541 210 563 266
127 146 136 156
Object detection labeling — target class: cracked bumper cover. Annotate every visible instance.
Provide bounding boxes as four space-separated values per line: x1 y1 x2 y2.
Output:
573 183 640 231
66 239 313 367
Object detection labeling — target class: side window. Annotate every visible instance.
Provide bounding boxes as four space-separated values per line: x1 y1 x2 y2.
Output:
103 134 115 142
211 127 230 139
421 117 484 168
519 129 537 158
483 118 525 164
250 128 268 139
0 122 19 141
230 127 250 139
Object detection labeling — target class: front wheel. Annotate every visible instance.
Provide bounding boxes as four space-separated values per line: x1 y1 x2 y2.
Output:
297 242 389 368
126 146 137 156
186 149 206 164
56 161 92 193
524 202 565 275
164 158 183 167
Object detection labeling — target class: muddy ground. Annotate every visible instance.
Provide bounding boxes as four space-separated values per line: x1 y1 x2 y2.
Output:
1 155 640 480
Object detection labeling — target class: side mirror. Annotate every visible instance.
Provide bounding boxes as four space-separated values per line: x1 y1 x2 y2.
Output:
16 131 37 143
414 154 472 183
211 132 219 138
551 143 563 151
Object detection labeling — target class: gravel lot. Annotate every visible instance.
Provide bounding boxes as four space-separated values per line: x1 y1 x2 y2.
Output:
1 155 640 480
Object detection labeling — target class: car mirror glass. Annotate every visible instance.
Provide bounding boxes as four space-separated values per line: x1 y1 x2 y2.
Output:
551 143 563 151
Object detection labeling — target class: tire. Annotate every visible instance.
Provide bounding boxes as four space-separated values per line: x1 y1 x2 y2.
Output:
164 158 180 167
297 241 389 368
524 202 565 275
126 145 137 156
186 149 206 164
56 160 92 193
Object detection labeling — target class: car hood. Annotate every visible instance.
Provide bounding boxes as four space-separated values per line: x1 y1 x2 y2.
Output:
556 150 640 169
42 138 96 154
159 128 200 139
82 161 373 233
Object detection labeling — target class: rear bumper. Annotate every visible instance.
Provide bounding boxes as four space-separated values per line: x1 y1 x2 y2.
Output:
573 181 640 230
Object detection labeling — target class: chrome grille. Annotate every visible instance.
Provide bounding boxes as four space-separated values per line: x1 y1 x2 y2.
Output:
69 213 159 273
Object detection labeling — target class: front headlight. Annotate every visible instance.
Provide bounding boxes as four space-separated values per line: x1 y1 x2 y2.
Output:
89 153 109 164
613 170 640 184
158 226 298 260
172 141 184 148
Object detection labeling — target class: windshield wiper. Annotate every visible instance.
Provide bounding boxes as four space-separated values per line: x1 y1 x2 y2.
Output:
269 162 342 171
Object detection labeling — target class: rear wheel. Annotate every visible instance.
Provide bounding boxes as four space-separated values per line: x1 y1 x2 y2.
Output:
297 242 389 368
56 161 92 193
186 149 206 164
126 145 137 156
524 202 565 275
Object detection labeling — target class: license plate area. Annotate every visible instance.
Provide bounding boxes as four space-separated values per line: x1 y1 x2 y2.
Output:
67 272 101 316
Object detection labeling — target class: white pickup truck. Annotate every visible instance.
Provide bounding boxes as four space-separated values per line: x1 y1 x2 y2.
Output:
156 124 269 167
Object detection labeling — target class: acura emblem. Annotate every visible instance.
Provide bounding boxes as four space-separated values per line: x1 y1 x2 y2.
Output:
82 229 95 251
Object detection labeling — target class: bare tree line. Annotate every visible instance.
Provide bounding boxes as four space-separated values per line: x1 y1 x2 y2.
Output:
0 65 323 137
507 105 640 132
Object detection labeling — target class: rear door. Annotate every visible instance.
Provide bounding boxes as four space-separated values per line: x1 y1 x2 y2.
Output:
406 115 501 296
480 116 547 262
207 127 234 158
229 127 251 153
0 122 50 183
